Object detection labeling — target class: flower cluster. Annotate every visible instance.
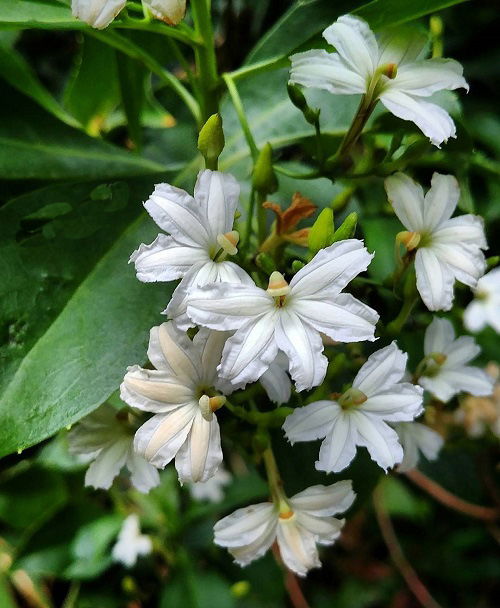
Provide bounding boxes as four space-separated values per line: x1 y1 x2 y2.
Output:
67 12 496 577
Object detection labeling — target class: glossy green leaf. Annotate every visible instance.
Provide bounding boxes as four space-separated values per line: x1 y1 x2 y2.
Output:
0 0 81 29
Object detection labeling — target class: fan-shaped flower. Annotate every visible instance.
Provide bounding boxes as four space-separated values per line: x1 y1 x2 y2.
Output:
131 170 251 328
463 268 500 333
214 481 355 576
283 342 423 472
290 14 468 146
417 317 494 402
112 514 152 568
68 404 160 493
393 421 444 472
187 240 378 392
385 172 487 311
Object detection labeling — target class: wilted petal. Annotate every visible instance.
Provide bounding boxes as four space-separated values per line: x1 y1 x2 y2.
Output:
392 58 468 97
175 411 222 483
415 247 455 311
130 234 208 282
380 89 456 147
384 172 425 231
351 412 403 471
290 481 355 517
289 50 366 94
422 173 460 230
354 342 407 395
322 14 378 79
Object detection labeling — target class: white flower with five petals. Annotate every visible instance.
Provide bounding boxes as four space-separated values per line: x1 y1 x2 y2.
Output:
385 172 487 311
187 240 378 392
463 268 500 334
290 14 468 146
393 422 444 472
214 481 355 576
131 170 251 328
71 0 126 29
283 342 423 473
120 322 229 483
68 404 160 493
417 317 494 402
112 514 152 568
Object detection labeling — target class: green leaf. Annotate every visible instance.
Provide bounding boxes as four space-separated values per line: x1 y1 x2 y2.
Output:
355 0 470 29
0 179 173 458
0 576 16 608
0 39 81 127
117 53 146 150
0 84 165 179
0 0 81 29
361 217 400 281
160 571 235 608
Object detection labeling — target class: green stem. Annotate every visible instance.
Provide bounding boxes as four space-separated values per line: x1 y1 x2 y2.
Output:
262 444 286 505
386 293 418 336
191 0 220 121
112 17 201 46
257 191 267 244
222 73 259 159
337 95 377 159
274 165 321 180
89 30 201 125
224 399 293 428
228 55 289 81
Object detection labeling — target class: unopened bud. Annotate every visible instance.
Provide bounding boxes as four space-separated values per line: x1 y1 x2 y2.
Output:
253 143 278 195
143 0 186 25
309 208 334 255
198 113 225 169
291 259 305 273
217 230 239 255
72 0 126 29
267 271 289 297
332 212 358 243
287 83 308 112
397 230 421 251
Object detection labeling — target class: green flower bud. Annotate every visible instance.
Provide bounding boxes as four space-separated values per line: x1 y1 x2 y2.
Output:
197 113 225 169
308 208 334 255
332 212 357 243
252 143 278 195
287 83 308 112
291 259 306 273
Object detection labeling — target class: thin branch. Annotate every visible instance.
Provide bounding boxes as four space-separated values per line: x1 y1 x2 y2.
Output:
405 469 500 521
271 544 311 608
373 485 443 608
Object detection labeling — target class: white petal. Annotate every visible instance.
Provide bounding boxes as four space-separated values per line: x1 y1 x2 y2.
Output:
289 239 373 298
378 29 428 65
277 519 320 577
275 310 327 392
133 404 197 468
289 50 366 94
175 412 222 483
85 437 130 490
121 366 194 413
354 342 407 395
293 294 378 343
463 301 487 333
437 367 494 398
259 356 292 405
322 15 378 80
361 384 424 422
316 409 358 473
187 281 274 331
145 182 211 247
391 58 468 97
218 313 279 388
214 503 276 547
415 247 455 311
193 328 230 387
72 0 126 29
295 512 344 544
418 374 456 402
147 322 200 384
424 316 455 354
395 422 443 472
384 172 425 231
290 481 355 517
126 448 161 493
130 234 208 283
442 335 480 367
423 173 460 230
229 522 277 567
351 412 403 471
193 170 240 240
283 401 335 443
380 90 456 147
433 215 487 248
432 242 486 288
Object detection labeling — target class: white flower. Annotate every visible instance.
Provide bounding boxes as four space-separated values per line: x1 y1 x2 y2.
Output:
143 0 186 24
385 172 487 311
112 514 152 568
393 422 444 472
260 353 292 405
120 322 231 483
283 342 423 473
71 0 126 29
131 170 251 328
68 404 160 492
290 14 468 147
187 240 378 392
189 466 232 503
214 481 355 576
417 317 494 402
463 268 500 333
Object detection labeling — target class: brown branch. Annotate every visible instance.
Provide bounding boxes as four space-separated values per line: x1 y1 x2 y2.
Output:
373 485 443 608
271 543 311 608
405 469 500 522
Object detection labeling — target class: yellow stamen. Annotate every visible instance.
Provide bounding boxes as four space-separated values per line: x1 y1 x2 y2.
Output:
338 387 368 409
397 230 421 251
198 394 226 421
216 230 239 256
267 271 290 297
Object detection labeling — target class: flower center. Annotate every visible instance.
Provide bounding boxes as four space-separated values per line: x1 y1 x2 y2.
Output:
198 393 226 421
267 271 290 307
278 499 295 520
369 62 398 99
212 230 240 262
338 387 368 409
418 352 447 378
